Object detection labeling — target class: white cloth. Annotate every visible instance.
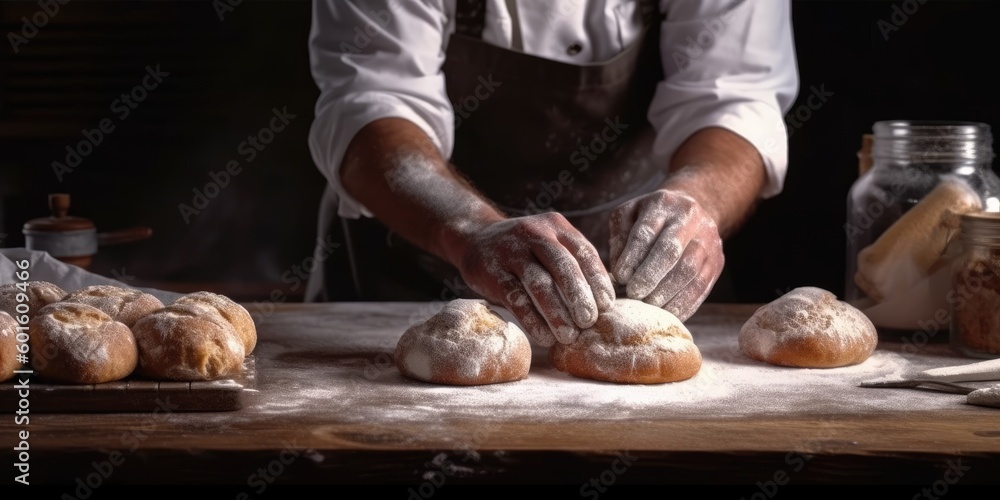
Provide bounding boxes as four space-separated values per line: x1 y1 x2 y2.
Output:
0 248 184 304
308 0 799 219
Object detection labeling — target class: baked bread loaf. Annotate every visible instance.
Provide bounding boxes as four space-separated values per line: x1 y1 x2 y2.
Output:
131 303 246 381
549 299 702 384
0 281 66 319
395 299 531 386
740 287 878 368
61 285 164 328
1 312 20 382
172 291 256 353
28 302 137 384
855 180 980 302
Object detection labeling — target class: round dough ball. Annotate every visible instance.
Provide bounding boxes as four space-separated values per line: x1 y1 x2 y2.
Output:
549 299 702 384
172 291 256 354
62 285 164 328
28 302 137 384
132 303 246 381
0 281 66 320
1 312 21 382
395 299 531 386
739 286 878 368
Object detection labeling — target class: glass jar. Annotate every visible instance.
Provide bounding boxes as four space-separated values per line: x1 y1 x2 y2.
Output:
844 121 1000 336
950 213 1000 358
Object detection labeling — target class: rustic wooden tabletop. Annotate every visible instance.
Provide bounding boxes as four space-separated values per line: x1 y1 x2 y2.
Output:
3 302 999 491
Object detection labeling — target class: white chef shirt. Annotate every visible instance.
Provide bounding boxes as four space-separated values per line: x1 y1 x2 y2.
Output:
308 0 799 219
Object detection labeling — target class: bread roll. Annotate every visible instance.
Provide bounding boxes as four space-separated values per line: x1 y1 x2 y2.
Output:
28 302 137 384
740 287 877 368
172 291 256 354
549 299 702 384
62 285 164 328
132 303 245 381
1 312 21 382
0 281 66 320
395 299 531 386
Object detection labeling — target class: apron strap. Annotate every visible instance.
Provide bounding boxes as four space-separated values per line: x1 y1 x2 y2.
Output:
454 0 487 39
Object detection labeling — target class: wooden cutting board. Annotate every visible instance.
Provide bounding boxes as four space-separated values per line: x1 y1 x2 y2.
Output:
0 356 256 413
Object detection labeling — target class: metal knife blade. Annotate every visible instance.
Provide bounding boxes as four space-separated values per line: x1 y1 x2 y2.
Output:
857 378 976 395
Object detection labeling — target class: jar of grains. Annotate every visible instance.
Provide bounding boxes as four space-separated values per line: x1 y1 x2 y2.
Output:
844 121 1000 337
950 213 1000 358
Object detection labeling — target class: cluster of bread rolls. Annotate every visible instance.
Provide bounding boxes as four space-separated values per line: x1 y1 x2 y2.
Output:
0 282 255 384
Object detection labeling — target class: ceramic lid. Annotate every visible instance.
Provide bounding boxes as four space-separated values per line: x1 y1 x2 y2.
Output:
22 194 95 233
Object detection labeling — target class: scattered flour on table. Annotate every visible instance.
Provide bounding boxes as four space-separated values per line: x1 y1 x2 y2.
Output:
241 304 998 424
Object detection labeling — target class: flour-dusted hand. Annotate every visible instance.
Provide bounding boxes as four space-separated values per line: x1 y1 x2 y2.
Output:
455 213 616 347
609 189 724 321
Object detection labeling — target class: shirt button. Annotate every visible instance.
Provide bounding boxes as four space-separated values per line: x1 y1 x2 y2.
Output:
567 43 583 56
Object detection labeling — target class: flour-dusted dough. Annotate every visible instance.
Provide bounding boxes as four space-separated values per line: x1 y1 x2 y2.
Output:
28 302 137 384
395 299 531 386
0 281 66 320
172 291 256 354
0 312 21 382
132 303 246 381
740 287 878 368
549 299 702 384
62 285 164 328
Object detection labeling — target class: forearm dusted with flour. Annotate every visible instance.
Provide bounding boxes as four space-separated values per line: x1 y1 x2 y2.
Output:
662 127 768 238
340 117 615 346
339 117 505 266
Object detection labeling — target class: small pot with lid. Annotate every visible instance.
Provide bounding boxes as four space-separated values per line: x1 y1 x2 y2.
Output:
22 193 152 269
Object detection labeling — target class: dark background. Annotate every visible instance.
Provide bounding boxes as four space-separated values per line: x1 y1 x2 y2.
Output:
0 0 995 303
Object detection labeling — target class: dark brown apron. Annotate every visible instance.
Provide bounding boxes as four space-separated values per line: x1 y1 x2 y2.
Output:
332 0 668 301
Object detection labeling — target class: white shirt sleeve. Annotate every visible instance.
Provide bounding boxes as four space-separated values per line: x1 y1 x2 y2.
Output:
651 0 799 198
308 0 454 218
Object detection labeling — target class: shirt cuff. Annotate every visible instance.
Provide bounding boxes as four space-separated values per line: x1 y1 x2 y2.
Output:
650 100 790 199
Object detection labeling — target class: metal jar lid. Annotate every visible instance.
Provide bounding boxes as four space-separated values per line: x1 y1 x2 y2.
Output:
873 120 994 162
959 211 1000 247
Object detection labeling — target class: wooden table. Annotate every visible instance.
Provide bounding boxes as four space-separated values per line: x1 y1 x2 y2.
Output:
3 302 1000 491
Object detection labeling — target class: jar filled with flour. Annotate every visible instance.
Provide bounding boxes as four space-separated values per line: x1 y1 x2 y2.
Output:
844 121 1000 336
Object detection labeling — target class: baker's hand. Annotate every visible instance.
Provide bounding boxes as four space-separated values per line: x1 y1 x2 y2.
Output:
455 212 616 347
609 189 724 321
